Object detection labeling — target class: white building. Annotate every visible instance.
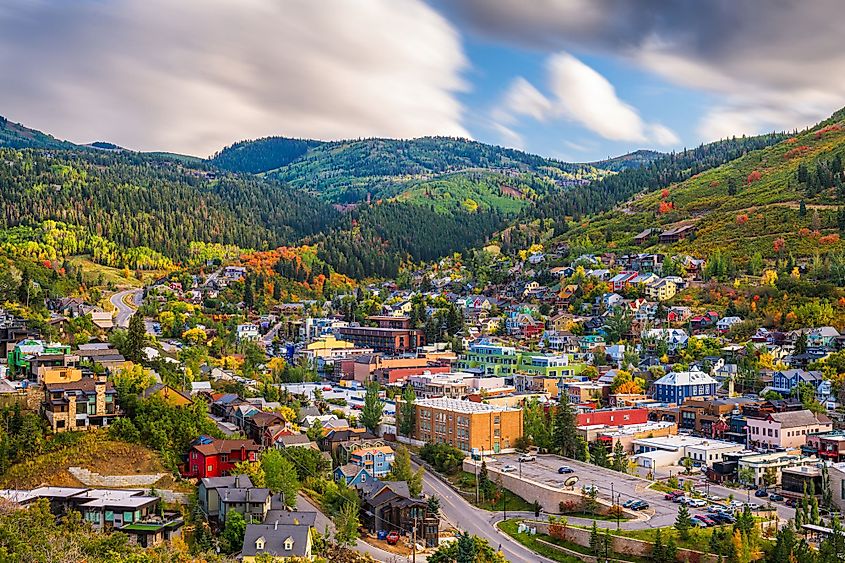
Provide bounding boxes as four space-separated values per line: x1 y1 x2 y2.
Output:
632 435 744 469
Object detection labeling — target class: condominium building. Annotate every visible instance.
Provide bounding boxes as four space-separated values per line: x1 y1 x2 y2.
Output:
404 397 523 454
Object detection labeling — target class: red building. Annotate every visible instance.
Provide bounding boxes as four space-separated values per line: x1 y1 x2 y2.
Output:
182 438 261 478
374 365 450 385
576 407 649 428
337 326 425 354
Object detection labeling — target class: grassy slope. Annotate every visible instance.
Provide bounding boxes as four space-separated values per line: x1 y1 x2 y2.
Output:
0 431 180 489
562 111 845 262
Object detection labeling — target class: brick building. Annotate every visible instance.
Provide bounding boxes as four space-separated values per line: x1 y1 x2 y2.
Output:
403 397 523 454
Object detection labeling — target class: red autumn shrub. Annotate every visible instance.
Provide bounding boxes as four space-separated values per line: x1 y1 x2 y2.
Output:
658 201 674 214
736 214 749 224
773 237 786 252
784 146 810 159
820 233 841 245
660 189 670 199
746 170 762 184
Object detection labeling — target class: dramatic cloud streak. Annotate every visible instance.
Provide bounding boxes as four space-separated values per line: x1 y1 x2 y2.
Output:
0 0 469 155
494 52 678 146
443 0 845 141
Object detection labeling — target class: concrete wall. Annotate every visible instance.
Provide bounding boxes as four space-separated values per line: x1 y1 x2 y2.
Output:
464 459 604 514
531 520 718 563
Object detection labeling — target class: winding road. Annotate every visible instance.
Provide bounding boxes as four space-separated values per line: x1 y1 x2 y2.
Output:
109 288 143 328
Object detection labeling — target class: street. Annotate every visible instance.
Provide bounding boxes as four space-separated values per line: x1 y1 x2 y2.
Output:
416 463 557 563
109 288 143 328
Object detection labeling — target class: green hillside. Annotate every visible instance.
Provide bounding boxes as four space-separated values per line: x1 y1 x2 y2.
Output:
219 135 625 205
551 109 845 264
0 115 77 150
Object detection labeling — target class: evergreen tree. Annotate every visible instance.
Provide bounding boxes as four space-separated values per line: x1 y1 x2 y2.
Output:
456 530 478 563
553 395 582 459
611 440 626 473
398 385 416 437
243 276 255 310
589 521 601 555
675 503 693 540
125 311 146 363
360 383 383 434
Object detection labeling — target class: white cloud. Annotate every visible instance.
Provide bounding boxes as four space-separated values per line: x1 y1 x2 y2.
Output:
445 0 845 142
0 0 469 155
492 51 677 148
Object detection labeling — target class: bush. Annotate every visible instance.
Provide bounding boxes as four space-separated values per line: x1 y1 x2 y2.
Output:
419 442 465 475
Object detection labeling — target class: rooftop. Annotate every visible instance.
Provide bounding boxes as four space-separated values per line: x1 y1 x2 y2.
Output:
415 397 520 413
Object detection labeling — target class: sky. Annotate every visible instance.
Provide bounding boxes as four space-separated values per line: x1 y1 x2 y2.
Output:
0 0 844 161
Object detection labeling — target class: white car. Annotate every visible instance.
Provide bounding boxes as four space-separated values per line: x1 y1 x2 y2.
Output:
687 499 707 508
517 454 536 462
501 465 518 473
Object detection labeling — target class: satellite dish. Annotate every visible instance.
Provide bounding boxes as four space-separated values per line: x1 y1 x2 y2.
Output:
564 476 579 487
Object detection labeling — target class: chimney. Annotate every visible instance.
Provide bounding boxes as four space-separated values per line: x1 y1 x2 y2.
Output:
274 520 278 530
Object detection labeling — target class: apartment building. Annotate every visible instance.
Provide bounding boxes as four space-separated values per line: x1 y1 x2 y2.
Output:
745 410 832 450
406 397 523 454
43 375 119 432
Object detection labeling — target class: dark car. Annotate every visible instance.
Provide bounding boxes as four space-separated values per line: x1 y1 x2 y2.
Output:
623 499 638 508
664 490 684 501
558 466 574 474
710 513 736 524
754 489 769 498
630 501 650 511
785 498 797 507
769 493 784 502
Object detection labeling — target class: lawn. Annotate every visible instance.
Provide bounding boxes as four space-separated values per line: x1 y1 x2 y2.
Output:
446 471 535 512
563 511 630 522
69 255 169 289
498 519 649 563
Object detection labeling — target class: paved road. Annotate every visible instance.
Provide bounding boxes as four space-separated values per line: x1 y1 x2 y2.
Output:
298 493 422 562
110 288 143 328
416 464 556 563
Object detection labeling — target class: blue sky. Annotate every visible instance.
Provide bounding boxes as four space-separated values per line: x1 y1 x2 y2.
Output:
0 0 842 160
459 38 715 161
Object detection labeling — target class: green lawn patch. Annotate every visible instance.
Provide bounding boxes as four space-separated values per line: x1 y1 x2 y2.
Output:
445 471 535 512
498 519 648 563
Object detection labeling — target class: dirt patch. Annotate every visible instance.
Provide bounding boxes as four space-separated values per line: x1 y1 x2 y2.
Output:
0 431 172 489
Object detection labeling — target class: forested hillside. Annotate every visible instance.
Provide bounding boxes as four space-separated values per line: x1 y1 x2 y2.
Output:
535 109 845 268
0 115 76 150
0 148 338 263
220 135 624 204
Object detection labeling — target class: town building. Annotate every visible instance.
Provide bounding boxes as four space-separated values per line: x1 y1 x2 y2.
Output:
182 438 262 479
745 410 832 450
349 445 395 478
632 435 744 469
43 374 119 432
404 397 523 454
651 369 718 404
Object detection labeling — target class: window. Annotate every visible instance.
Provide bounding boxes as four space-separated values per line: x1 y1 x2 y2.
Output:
494 416 500 424
123 511 134 523
285 538 294 551
256 538 265 551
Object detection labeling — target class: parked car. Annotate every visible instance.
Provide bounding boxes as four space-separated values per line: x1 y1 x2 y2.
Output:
754 489 769 498
769 493 784 502
785 498 797 508
502 465 517 473
691 519 709 528
623 499 638 508
673 495 687 504
694 515 716 526
665 491 684 500
687 499 707 508
518 454 536 462
744 502 761 510
582 485 599 494
386 531 400 545
630 501 649 511
707 494 723 501
711 513 736 524
558 466 574 474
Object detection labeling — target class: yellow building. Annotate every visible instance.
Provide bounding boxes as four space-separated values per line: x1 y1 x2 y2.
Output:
645 279 677 301
142 384 193 406
38 366 83 385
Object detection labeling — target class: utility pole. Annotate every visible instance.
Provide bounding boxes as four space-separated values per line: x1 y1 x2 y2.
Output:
412 513 417 563
616 493 621 531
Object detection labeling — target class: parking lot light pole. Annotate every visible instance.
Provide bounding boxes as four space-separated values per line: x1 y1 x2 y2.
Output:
616 493 621 531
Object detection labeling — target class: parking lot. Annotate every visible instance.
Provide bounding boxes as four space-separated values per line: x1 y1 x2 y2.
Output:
481 452 797 528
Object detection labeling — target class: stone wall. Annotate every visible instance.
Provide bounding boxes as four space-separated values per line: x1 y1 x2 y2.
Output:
530 520 718 563
69 467 167 488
